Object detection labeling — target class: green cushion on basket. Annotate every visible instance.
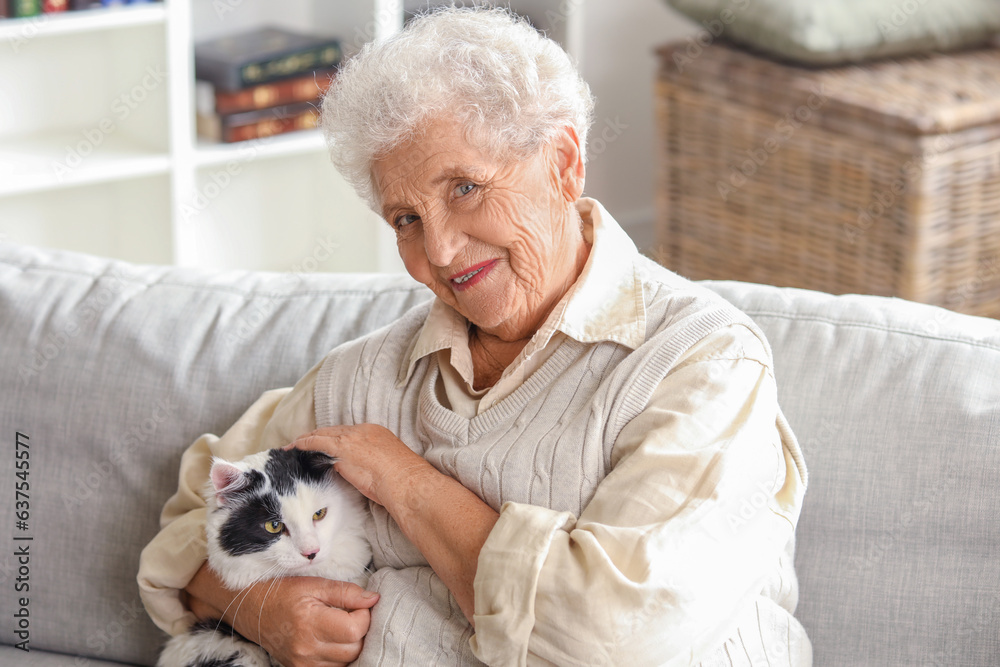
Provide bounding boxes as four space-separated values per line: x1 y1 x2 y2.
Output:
665 0 1000 65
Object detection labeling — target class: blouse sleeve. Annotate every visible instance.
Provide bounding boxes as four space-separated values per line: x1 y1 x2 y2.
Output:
137 363 321 636
470 324 807 665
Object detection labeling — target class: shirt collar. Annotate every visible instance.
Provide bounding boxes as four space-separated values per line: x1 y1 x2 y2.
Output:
558 198 646 349
398 297 476 385
398 197 646 385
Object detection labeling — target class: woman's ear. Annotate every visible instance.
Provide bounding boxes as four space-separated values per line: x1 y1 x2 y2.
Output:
551 125 586 202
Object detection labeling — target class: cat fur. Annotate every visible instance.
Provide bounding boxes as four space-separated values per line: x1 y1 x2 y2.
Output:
157 448 371 667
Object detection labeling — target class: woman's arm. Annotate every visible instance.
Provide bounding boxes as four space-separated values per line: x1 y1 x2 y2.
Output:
185 562 377 667
288 424 500 623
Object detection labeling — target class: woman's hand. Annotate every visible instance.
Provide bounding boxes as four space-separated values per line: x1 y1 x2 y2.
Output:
287 424 437 508
289 424 499 624
186 563 378 667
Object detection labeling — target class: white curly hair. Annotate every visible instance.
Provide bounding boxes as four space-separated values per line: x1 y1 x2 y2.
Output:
320 5 595 210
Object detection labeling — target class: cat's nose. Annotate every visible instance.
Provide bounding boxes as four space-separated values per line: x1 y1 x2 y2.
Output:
303 548 319 560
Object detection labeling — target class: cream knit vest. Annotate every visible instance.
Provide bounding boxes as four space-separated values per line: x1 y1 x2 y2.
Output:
314 257 781 666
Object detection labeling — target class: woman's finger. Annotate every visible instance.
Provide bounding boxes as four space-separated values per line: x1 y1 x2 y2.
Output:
310 577 379 609
311 606 373 646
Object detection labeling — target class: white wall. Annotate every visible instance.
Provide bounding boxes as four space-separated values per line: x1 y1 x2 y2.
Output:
579 0 696 254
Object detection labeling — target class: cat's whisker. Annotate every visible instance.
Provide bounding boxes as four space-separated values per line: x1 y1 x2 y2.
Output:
257 573 287 645
195 565 285 661
207 562 283 654
231 565 285 630
215 576 262 631
199 581 261 657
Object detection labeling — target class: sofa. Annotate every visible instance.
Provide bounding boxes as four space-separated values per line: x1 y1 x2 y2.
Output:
1 241 997 666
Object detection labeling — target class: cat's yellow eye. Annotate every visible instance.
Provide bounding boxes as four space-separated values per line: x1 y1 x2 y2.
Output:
264 520 284 534
313 508 327 521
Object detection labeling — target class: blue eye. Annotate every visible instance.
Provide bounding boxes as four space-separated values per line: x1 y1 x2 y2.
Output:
394 213 419 229
454 182 476 197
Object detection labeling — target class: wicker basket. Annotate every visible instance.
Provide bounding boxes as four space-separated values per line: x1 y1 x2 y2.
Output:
654 41 1000 318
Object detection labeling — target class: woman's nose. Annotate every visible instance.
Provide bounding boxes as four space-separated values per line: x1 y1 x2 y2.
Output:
423 217 467 268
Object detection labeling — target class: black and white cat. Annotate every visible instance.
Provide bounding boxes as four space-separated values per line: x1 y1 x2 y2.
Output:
158 448 372 667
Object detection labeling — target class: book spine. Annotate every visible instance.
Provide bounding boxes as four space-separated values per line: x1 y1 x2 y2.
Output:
11 0 42 16
221 107 320 143
0 0 9 18
42 0 68 11
214 70 335 115
239 43 341 88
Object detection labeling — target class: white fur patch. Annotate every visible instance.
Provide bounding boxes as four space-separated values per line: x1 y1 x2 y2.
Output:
157 623 271 667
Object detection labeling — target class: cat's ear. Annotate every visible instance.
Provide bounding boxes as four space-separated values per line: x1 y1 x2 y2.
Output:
300 451 338 475
209 459 250 505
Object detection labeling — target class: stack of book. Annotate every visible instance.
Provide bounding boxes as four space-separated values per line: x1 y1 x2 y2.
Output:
194 26 342 144
0 0 157 17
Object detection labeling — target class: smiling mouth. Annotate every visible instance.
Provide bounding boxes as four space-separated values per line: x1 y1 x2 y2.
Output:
455 267 486 284
449 260 497 291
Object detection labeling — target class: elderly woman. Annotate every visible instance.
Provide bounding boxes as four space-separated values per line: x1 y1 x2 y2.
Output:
139 7 810 666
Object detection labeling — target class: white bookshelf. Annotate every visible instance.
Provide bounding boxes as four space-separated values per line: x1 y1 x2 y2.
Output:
0 0 583 273
0 2 166 40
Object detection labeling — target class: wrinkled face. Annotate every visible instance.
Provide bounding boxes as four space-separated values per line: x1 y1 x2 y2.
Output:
373 119 589 342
